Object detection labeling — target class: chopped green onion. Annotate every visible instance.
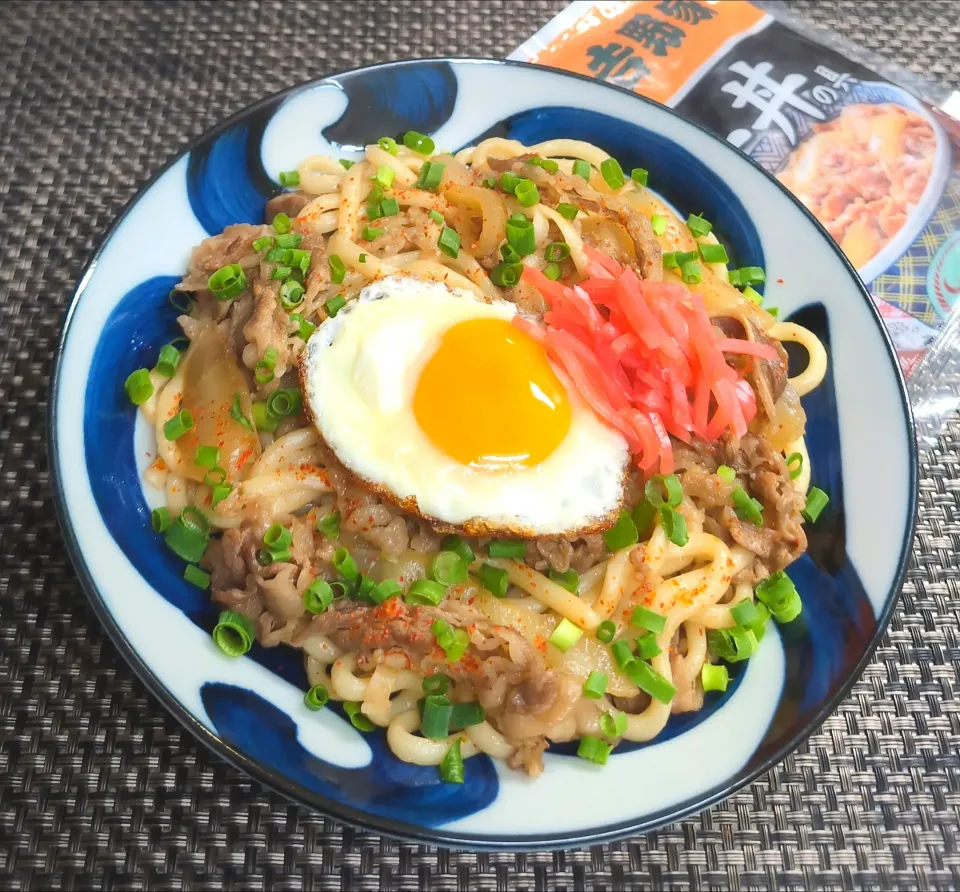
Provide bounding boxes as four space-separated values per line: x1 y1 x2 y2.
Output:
317 511 340 538
632 499 657 538
583 671 608 699
265 246 290 264
662 249 698 269
423 674 450 696
230 393 253 431
450 701 485 730
727 269 742 287
271 265 292 282
163 409 193 441
367 200 383 221
183 563 210 590
211 482 232 506
506 216 536 256
374 164 395 191
767 306 779 319
772 592 803 623
659 506 689 547
548 568 579 593
701 663 729 693
631 168 649 186
155 344 181 378
730 599 761 628
378 137 398 155
488 540 526 559
784 453 804 481
333 548 359 583
254 346 278 384
279 279 305 310
208 264 247 301
686 214 712 237
252 401 279 433
645 474 682 508
572 159 592 180
431 619 469 662
544 241 571 263
599 710 627 738
595 620 616 644
267 388 302 418
252 235 274 253
304 684 329 710
544 263 562 281
275 233 302 249
477 563 509 598
699 242 729 264
421 694 453 739
499 171 522 194
343 701 375 731
611 639 637 674
362 225 384 241
743 285 763 305
635 632 661 660
328 254 346 284
501 243 521 263
290 313 316 340
526 156 559 174
430 551 468 586
440 737 464 783
556 202 579 220
481 177 496 189
212 610 255 657
339 159 355 170
279 170 300 187
736 266 766 286
681 261 702 285
514 179 540 207
371 579 401 604
273 213 291 234
600 158 625 190
356 575 376 603
707 627 758 662
490 261 523 287
650 214 667 236
203 466 226 487
717 465 736 483
438 226 461 258
179 506 210 537
441 535 474 565
603 509 639 551
168 289 194 313
577 735 612 765
379 197 400 217
415 160 445 191
631 606 666 634
151 507 171 533
755 571 798 613
628 660 677 704
732 486 764 525
303 578 334 614
407 578 446 606
803 487 829 522
165 513 208 563
325 294 346 317
427 209 444 225
403 130 435 155
124 369 153 406
264 523 292 550
548 618 582 653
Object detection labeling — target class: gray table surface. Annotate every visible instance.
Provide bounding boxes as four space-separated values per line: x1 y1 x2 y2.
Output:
2 1 960 890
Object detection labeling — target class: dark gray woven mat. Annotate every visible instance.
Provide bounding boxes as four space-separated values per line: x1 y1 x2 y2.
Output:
2 1 960 889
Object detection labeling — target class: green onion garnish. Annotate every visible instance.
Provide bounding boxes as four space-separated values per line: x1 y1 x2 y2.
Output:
698 242 729 264
477 563 508 598
252 235 274 253
488 540 526 559
279 279 305 310
767 306 779 319
785 453 803 480
514 179 540 207
275 233 302 249
155 344 181 378
254 346 278 384
736 266 765 286
264 523 292 550
583 671 608 699
415 160 445 191
325 295 346 317
273 213 292 234
429 209 444 225
329 254 346 284
743 285 763 305
403 130 435 155
556 202 579 220
430 551 468 586
203 465 226 487
212 610 255 657
490 261 523 287
151 507 171 533
279 170 300 187
194 445 219 468
600 158 625 190
252 401 279 433
371 579 401 604
603 509 639 551
125 369 153 406
611 639 637 674
271 265 292 282
407 578 446 606
367 200 383 221
450 701 485 730
730 599 761 628
211 482 232 507
343 701 375 732
421 694 453 739
635 632 661 660
290 313 316 340
333 547 359 583
506 216 535 256
526 156 559 174
732 487 764 525
755 571 798 614
707 626 758 663
572 159 592 181
431 619 469 661
168 289 194 313
501 243 521 263
544 263 562 280
631 168 648 186
728 269 742 286
662 249 698 269
362 225 384 241
208 264 247 301
163 409 194 441
355 575 376 604
629 660 677 704
650 214 667 236
681 261 702 285
441 535 474 565
317 511 340 538
266 388 301 418
184 564 211 589
548 618 582 653
438 226 461 258
599 710 627 738
481 177 496 189
577 735 612 765
548 568 579 593
632 499 657 538
701 663 729 693
379 197 400 217
631 606 666 634
265 246 290 264
499 171 522 195
440 737 465 783
378 136 398 155
803 487 829 522
645 474 682 508
717 465 736 483
374 164 395 191
303 578 334 614
230 393 252 431
304 684 329 710
339 159 355 170
423 674 450 696
659 506 689 547
544 241 571 263
686 214 712 237
165 512 208 563
595 620 616 644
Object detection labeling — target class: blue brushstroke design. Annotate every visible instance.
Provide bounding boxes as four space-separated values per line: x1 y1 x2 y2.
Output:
187 101 281 235
322 61 458 151
201 682 498 826
461 106 764 287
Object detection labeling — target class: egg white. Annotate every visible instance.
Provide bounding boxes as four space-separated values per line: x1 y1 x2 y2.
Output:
300 275 629 536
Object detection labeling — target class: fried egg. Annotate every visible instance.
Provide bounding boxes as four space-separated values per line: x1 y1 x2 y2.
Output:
299 275 629 537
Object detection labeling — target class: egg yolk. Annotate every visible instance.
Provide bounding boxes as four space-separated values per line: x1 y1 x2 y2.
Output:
413 317 572 469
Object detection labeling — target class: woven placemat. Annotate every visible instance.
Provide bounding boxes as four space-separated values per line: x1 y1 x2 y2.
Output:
2 1 959 889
